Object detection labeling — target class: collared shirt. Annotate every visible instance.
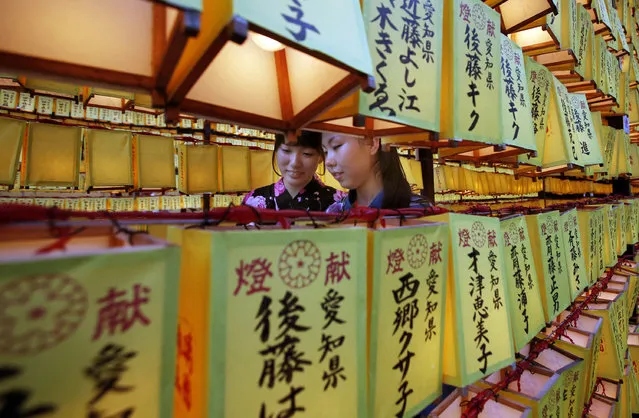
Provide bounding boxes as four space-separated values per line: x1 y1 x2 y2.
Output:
244 177 346 211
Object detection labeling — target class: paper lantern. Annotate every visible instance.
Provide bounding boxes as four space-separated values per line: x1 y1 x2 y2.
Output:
586 395 616 417
169 226 368 418
430 384 532 417
627 333 639 414
519 57 553 168
582 289 627 380
428 213 515 387
218 145 250 192
24 122 82 187
622 201 639 250
249 149 273 190
440 0 503 146
560 208 589 299
311 0 443 139
0 117 25 186
86 129 133 189
500 215 546 351
169 0 375 133
601 204 619 267
0 0 200 104
577 206 606 282
525 211 572 321
133 134 176 190
369 221 449 417
0 224 180 417
481 365 562 417
519 341 585 418
177 142 218 194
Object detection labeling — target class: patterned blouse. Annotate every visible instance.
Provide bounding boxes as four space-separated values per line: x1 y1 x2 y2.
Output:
243 177 346 211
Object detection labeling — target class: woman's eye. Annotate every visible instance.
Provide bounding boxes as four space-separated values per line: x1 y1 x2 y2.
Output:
280 148 291 153
333 144 343 150
303 152 314 157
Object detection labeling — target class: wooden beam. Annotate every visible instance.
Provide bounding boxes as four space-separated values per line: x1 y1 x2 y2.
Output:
181 98 289 132
306 122 366 136
154 9 200 95
0 52 154 93
152 3 167 74
167 15 248 106
290 74 361 130
274 49 294 122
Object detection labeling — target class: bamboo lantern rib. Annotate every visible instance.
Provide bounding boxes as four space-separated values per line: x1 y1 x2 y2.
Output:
0 0 199 105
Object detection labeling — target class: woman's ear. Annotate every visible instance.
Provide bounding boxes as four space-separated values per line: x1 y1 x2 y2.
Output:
369 137 380 155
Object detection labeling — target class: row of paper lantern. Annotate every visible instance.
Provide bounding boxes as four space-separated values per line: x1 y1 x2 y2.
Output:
2 199 637 418
434 165 544 195
543 177 615 195
0 116 282 193
165 201 639 418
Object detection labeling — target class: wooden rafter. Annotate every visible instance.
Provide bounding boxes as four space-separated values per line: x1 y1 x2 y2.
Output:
274 49 294 122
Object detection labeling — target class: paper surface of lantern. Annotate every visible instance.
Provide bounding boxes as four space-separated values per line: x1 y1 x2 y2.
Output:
314 0 444 137
24 123 82 187
177 142 218 194
249 149 273 190
218 145 250 192
627 334 639 414
500 35 537 153
568 93 604 167
498 0 558 34
526 211 571 321
170 226 367 418
602 204 619 266
169 0 375 133
500 215 545 351
0 226 180 418
133 134 176 190
86 130 133 188
429 213 514 388
0 117 25 186
369 222 449 418
440 0 503 145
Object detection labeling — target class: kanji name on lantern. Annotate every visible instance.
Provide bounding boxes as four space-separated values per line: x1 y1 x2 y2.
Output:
509 243 529 334
281 0 320 42
463 5 483 132
325 251 351 286
398 0 423 113
545 232 560 315
175 322 194 410
468 246 492 374
422 0 436 63
92 284 151 340
257 291 311 418
370 0 398 117
392 271 420 417
0 365 57 417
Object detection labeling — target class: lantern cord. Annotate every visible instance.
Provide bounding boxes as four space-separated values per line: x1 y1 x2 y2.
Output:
461 263 620 418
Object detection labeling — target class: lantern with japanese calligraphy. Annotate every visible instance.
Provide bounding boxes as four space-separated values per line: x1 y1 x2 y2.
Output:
601 204 619 267
85 129 134 190
428 213 514 387
0 224 181 418
519 57 553 168
582 289 628 381
624 200 639 246
616 203 628 256
519 340 585 418
312 0 443 140
429 384 532 417
481 365 562 417
170 226 367 418
176 142 218 194
132 134 176 190
440 0 503 146
627 333 639 414
560 208 588 299
500 215 545 351
525 211 571 322
167 0 375 134
611 131 632 177
499 35 538 156
369 221 449 418
0 116 25 187
610 270 639 319
23 122 82 188
568 93 605 169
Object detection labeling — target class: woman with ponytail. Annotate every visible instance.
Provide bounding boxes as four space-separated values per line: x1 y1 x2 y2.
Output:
322 133 429 211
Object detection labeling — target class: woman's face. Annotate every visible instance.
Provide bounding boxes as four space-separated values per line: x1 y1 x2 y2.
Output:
322 134 378 190
275 143 321 190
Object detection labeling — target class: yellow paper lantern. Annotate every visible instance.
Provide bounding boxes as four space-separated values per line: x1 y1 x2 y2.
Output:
0 117 25 186
133 134 176 190
24 122 82 187
86 129 133 189
249 149 273 190
218 145 250 192
177 142 219 194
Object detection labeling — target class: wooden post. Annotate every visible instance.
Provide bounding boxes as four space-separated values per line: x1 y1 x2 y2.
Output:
416 143 435 203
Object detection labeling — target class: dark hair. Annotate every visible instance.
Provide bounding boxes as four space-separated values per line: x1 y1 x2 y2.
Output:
377 147 413 209
272 130 325 176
